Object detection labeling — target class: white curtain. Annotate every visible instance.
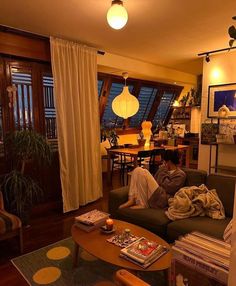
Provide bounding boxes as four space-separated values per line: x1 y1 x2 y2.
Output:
50 37 102 212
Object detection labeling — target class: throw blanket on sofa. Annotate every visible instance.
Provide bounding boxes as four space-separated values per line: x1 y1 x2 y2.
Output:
165 184 225 221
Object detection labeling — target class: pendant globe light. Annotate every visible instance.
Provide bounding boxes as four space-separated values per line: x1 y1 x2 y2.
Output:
107 0 128 30
112 72 139 119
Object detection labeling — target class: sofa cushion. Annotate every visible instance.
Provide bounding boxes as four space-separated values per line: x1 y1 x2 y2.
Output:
182 168 207 187
115 208 170 238
167 216 231 242
206 174 235 217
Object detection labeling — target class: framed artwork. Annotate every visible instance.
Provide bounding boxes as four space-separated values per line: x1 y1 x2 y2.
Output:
201 123 219 145
208 83 236 118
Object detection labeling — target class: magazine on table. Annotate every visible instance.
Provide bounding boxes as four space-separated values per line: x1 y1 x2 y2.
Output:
120 237 168 266
74 209 110 226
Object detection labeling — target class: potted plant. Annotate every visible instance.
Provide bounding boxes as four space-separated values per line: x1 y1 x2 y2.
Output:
1 130 52 224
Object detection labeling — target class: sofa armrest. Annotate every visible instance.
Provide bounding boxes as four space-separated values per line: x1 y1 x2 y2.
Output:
108 186 129 217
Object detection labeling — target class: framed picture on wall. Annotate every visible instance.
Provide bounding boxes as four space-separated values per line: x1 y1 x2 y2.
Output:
208 83 236 118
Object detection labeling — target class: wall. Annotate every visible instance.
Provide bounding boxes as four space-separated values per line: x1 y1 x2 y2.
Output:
97 52 197 98
198 51 236 172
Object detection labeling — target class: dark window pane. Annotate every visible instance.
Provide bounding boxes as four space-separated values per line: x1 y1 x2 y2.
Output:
153 92 175 128
130 87 157 128
102 83 133 128
43 75 57 140
11 71 33 130
98 80 103 97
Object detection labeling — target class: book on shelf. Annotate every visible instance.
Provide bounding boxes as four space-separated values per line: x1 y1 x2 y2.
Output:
74 209 110 226
120 237 168 268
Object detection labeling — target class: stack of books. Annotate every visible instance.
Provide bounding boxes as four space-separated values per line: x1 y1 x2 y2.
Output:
74 209 110 232
171 231 230 285
120 237 168 269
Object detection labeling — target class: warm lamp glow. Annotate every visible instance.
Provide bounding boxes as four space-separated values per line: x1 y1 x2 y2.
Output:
141 121 152 147
212 68 221 79
173 100 180 107
107 0 128 30
112 86 139 119
112 72 139 119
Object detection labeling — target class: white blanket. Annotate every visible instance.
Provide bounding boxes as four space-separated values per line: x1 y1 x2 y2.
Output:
165 184 225 221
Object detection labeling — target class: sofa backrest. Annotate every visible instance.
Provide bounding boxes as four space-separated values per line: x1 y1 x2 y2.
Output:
207 174 235 217
182 168 207 187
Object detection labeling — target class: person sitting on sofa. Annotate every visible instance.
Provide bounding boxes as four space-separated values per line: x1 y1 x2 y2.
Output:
119 149 186 209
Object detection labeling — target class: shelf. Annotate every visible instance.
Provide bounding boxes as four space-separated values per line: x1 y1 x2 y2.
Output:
210 165 236 176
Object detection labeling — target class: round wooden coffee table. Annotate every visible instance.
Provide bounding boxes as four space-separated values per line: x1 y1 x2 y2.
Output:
71 219 171 272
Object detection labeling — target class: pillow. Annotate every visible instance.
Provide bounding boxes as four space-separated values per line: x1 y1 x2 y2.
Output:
223 219 233 243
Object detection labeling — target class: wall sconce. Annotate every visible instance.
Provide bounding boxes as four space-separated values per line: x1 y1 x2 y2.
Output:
107 0 128 30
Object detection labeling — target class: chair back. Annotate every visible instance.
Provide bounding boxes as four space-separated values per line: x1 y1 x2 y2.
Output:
137 150 152 166
149 148 165 174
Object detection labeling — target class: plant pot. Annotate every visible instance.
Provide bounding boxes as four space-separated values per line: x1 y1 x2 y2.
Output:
137 139 146 146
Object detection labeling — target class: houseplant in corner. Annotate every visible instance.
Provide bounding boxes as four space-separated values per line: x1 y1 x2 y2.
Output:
1 130 52 224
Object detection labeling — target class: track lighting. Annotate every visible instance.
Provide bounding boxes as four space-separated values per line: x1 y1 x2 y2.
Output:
205 54 210 63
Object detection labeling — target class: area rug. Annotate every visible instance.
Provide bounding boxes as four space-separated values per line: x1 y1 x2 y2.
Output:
11 237 165 286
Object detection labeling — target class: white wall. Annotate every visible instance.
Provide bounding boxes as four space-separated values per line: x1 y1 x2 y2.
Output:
97 52 197 98
198 51 236 172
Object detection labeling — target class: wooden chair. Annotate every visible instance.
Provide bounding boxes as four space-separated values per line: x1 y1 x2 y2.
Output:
149 148 165 175
107 146 133 186
0 191 23 253
125 150 152 185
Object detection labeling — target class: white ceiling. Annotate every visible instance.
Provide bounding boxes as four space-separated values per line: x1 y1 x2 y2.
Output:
0 0 235 75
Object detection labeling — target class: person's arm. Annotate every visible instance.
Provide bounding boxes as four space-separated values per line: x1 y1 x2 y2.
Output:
154 166 186 196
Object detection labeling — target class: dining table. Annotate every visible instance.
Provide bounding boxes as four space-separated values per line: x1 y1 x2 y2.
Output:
106 144 190 185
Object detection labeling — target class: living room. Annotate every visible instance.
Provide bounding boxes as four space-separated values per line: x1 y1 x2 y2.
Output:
0 1 236 285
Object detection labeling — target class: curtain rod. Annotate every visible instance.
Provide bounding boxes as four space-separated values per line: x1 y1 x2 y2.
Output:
0 25 105 55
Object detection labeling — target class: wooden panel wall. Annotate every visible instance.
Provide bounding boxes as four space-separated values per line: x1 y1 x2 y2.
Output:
0 28 50 62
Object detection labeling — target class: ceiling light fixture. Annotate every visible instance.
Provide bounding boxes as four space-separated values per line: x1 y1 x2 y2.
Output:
107 0 128 30
112 72 139 119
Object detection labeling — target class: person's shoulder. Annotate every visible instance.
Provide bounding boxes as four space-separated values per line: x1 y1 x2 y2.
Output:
176 168 187 178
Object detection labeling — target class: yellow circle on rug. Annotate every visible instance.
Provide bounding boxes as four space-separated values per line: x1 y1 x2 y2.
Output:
33 267 61 284
95 281 115 286
46 246 70 260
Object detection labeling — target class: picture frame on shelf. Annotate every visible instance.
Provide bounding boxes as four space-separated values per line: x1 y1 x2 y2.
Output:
208 83 236 118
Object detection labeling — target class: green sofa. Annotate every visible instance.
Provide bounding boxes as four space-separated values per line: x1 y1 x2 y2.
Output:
108 168 235 242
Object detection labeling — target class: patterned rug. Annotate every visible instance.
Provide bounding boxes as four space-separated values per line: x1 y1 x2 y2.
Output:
11 237 166 286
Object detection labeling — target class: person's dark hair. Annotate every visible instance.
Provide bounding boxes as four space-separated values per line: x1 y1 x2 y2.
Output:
163 149 180 165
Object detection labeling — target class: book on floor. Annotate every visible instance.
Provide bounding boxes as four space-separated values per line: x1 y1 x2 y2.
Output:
120 237 168 268
74 209 110 226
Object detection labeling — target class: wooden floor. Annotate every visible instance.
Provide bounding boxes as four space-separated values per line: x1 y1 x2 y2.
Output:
0 173 122 286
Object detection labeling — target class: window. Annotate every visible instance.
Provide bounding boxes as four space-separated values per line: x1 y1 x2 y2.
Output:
43 75 56 139
129 87 157 128
152 92 175 128
97 79 103 97
11 70 34 130
102 82 133 129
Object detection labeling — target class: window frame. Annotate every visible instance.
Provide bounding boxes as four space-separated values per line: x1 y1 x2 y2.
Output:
98 72 183 132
